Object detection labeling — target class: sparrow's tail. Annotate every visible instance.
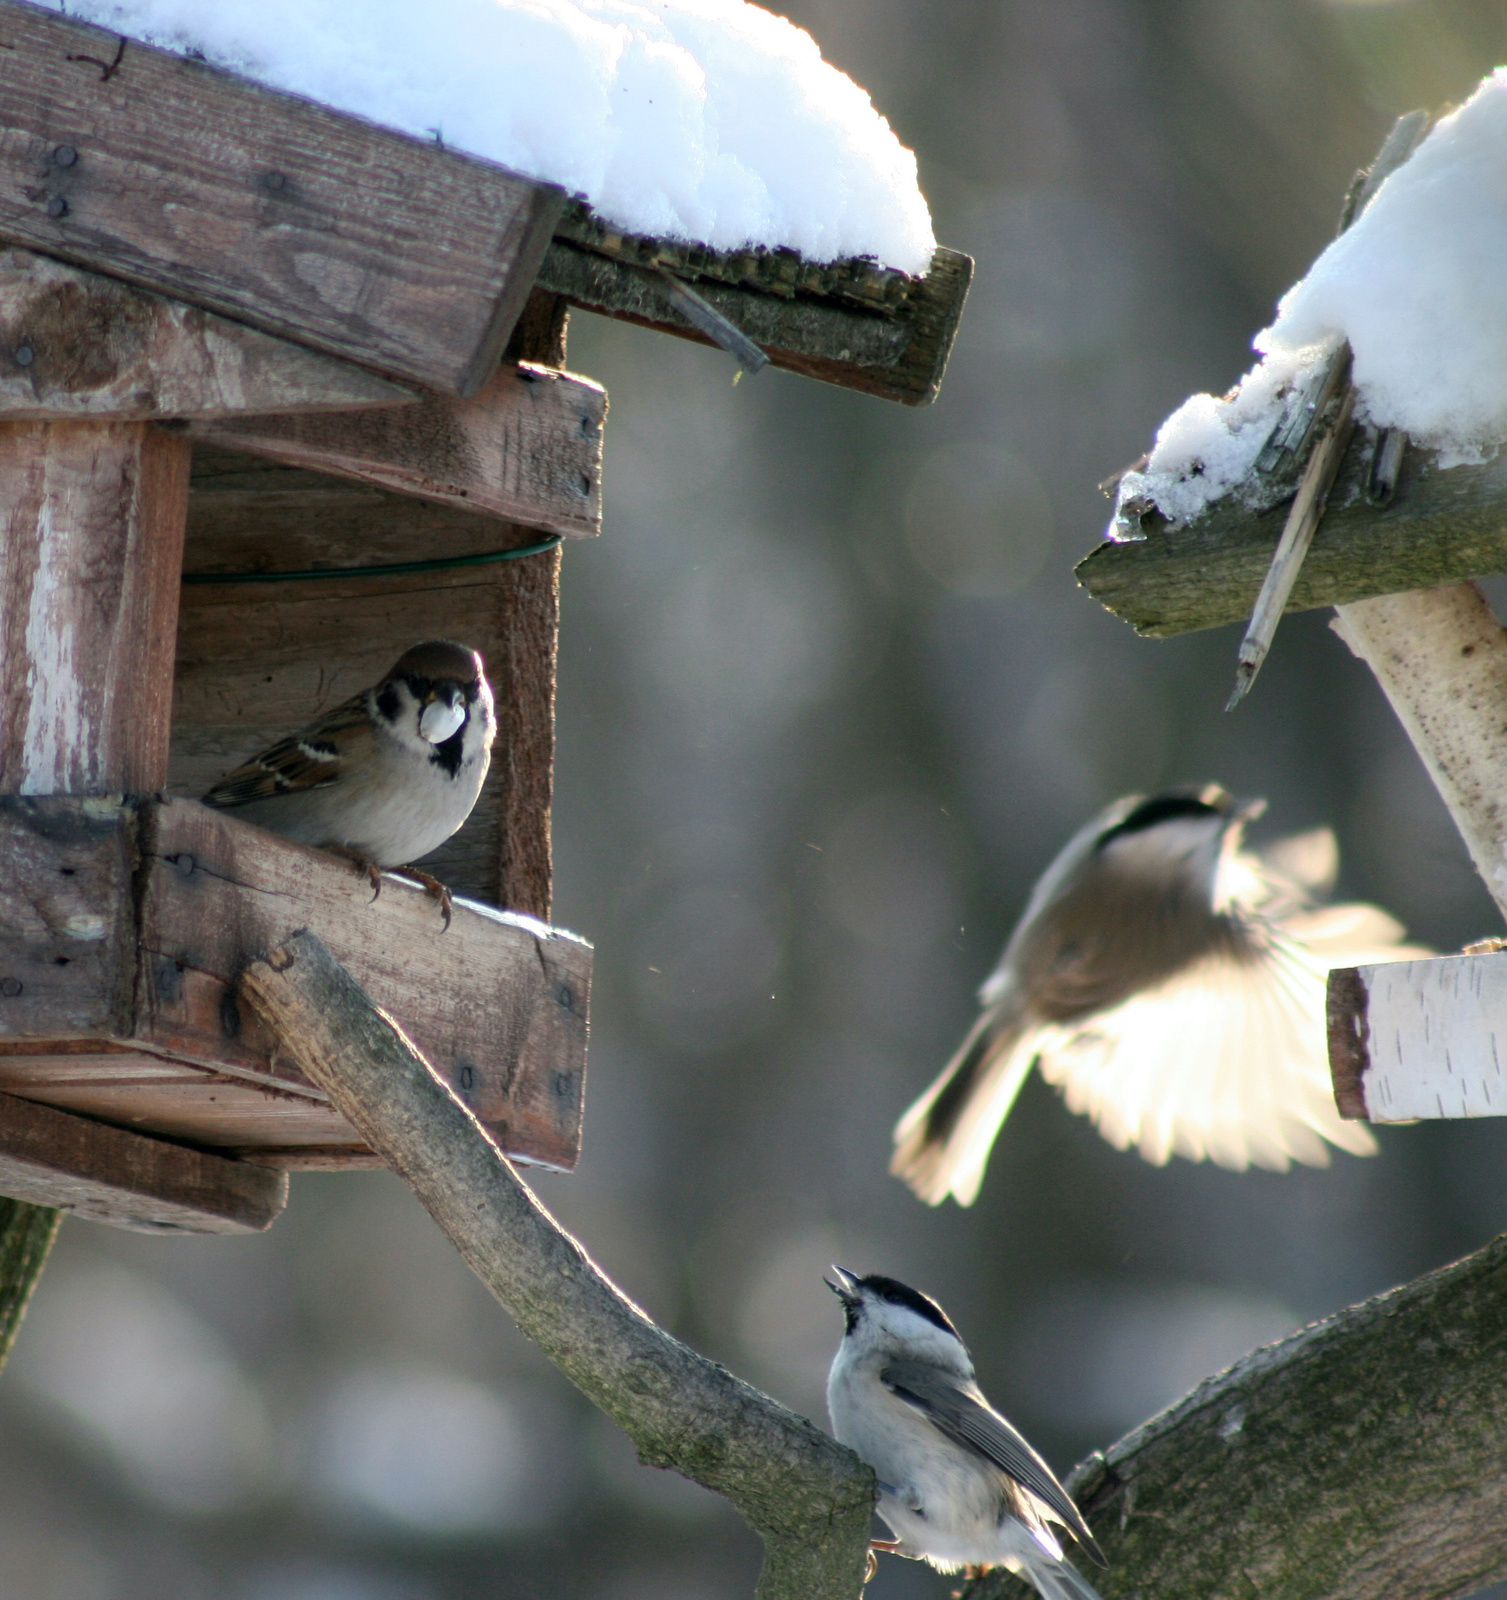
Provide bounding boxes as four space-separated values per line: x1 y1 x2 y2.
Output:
891 1006 1038 1206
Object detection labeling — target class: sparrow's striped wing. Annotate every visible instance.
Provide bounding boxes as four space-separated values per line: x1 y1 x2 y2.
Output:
202 695 373 808
879 1359 1106 1566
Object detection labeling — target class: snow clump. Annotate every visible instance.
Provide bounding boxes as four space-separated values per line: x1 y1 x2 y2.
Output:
62 0 937 275
1118 68 1507 528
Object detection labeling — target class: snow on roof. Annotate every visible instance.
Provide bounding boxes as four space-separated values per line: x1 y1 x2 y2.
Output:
65 0 937 277
1116 69 1507 528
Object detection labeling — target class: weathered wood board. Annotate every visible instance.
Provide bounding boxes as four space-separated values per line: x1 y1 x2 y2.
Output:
0 418 188 794
0 797 591 1170
539 232 973 407
1078 435 1507 638
0 247 415 420
190 361 604 536
0 1089 287 1232
1329 953 1507 1122
0 0 563 395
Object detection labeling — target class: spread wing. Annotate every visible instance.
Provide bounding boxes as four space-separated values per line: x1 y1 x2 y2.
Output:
202 694 372 808
879 1358 1106 1567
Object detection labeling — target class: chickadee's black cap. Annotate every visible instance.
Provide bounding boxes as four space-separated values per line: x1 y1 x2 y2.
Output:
850 1273 960 1338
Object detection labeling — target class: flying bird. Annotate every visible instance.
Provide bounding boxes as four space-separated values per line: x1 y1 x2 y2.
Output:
893 785 1423 1205
827 1267 1105 1598
202 641 496 920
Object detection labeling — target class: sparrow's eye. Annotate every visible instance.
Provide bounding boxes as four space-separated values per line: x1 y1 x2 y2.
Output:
419 698 466 744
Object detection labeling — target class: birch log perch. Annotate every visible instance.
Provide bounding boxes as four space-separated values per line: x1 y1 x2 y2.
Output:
1331 583 1507 923
239 930 874 1600
963 1229 1507 1600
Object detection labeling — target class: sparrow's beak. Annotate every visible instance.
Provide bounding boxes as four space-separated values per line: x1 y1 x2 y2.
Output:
825 1265 861 1304
418 689 467 745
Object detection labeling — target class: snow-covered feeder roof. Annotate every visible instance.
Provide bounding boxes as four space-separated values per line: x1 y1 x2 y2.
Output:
1077 75 1507 637
65 0 936 277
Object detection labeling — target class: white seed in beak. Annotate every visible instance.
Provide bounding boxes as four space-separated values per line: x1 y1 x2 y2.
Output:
419 697 466 744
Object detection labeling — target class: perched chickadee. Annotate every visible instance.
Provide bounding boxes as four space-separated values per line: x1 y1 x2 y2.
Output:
894 785 1425 1205
827 1268 1105 1598
202 641 496 913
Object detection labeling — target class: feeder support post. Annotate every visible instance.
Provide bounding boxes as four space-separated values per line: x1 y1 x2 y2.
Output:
0 416 192 1362
1332 583 1507 924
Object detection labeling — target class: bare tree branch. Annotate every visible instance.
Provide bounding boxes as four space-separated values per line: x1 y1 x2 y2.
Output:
963 1231 1507 1600
239 929 874 1600
0 1198 61 1372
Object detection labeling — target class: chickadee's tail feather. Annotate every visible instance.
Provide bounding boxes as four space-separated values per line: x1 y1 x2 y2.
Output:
1016 1553 1105 1600
891 1011 1039 1206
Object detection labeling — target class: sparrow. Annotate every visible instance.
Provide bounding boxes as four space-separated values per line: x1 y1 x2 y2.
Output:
827 1268 1105 1598
202 641 496 919
893 785 1425 1205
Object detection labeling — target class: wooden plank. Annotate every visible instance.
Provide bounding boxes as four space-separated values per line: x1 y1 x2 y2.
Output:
1078 434 1507 638
1328 953 1507 1122
0 0 564 395
0 419 189 792
537 236 972 407
0 797 590 1166
0 247 416 419
0 1088 286 1233
133 799 589 1171
0 797 136 1039
189 361 603 536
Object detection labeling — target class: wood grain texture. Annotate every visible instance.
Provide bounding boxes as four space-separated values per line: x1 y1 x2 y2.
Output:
0 247 416 419
189 360 603 536
0 1087 287 1232
0 0 563 394
0 797 589 1167
0 420 189 792
240 930 874 1600
538 239 972 406
1332 585 1507 922
962 1231 1507 1600
1326 952 1507 1123
1078 437 1507 638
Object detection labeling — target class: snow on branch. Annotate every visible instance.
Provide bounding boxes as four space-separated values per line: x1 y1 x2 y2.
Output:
239 930 874 1600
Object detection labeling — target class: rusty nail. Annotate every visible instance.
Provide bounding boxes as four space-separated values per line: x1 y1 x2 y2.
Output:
46 196 68 218
263 170 287 190
52 144 78 168
14 345 33 367
0 978 22 998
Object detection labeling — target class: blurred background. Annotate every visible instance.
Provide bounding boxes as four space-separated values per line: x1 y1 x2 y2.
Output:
5 0 1507 1595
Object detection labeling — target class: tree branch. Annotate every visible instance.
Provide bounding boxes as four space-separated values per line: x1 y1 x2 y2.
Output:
963 1231 1507 1600
0 1198 62 1373
238 930 874 1600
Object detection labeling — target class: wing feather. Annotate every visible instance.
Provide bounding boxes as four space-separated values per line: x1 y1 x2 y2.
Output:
202 695 372 809
1036 905 1426 1171
879 1359 1105 1567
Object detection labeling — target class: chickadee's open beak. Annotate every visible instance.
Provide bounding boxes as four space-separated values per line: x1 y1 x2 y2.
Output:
825 1265 860 1303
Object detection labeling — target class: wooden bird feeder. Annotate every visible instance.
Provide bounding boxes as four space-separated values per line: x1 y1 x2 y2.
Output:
1075 115 1507 1142
0 0 972 1234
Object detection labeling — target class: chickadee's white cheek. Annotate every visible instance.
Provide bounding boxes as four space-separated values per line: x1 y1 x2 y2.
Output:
419 700 466 744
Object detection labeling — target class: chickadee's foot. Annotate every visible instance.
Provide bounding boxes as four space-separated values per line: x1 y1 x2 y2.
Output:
394 866 454 930
328 845 383 903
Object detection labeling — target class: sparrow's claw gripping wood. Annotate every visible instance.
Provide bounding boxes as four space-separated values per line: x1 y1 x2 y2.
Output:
326 844 384 902
393 866 454 930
